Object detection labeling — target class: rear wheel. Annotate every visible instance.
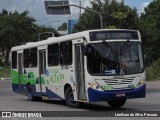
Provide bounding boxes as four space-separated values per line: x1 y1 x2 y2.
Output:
65 87 80 108
107 99 126 108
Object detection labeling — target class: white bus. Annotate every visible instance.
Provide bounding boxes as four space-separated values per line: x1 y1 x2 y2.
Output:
11 29 146 108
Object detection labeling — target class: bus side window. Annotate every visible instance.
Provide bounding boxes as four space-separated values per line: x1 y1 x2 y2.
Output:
30 48 37 67
12 51 17 69
24 49 30 68
60 41 72 65
48 43 59 66
24 48 37 68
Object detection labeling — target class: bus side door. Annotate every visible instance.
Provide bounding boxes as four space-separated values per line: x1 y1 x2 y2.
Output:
74 43 87 100
17 52 23 93
38 49 47 94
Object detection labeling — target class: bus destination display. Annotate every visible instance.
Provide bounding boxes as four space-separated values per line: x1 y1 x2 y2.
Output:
90 31 139 41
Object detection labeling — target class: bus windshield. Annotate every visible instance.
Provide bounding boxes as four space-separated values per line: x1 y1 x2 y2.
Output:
87 42 144 75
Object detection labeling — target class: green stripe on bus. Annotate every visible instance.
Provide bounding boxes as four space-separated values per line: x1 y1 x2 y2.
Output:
11 70 45 85
11 70 18 84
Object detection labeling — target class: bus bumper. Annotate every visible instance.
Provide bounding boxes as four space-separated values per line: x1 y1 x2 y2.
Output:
87 84 146 102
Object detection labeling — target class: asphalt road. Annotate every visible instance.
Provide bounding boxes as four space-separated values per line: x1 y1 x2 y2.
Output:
0 79 160 120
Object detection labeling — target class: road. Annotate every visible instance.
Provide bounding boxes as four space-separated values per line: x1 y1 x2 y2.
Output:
0 80 160 120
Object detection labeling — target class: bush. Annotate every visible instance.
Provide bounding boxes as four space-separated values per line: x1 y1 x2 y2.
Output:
146 59 160 81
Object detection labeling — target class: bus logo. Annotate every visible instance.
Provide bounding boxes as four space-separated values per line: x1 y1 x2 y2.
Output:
113 76 125 79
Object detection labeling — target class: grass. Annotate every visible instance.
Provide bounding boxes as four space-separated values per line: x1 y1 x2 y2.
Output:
146 59 160 81
0 67 11 78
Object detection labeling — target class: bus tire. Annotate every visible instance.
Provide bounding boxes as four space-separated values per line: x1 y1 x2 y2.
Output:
107 99 126 108
65 87 80 108
27 85 36 101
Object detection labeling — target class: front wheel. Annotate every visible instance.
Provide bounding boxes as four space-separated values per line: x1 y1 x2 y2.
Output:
65 87 80 108
107 99 126 108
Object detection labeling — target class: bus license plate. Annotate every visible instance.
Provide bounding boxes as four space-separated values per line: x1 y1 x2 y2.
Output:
116 93 126 97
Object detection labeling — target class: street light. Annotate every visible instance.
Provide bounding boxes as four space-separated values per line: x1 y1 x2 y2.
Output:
38 32 54 41
47 4 103 29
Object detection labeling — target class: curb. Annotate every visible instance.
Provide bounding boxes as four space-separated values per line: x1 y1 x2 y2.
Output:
0 78 11 80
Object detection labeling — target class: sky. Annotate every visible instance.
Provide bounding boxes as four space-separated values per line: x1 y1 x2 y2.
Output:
0 0 153 29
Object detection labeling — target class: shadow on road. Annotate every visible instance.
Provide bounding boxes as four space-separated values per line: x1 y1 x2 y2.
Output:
24 99 134 111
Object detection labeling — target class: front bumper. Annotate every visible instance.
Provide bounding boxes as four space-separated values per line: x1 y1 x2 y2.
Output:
88 84 146 102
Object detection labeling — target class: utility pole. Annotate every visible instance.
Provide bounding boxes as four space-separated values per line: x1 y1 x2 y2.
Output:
79 0 82 18
122 0 124 4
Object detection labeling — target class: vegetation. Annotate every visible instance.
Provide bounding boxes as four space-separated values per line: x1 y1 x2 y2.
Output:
140 0 160 60
0 9 58 66
58 22 67 31
74 0 139 31
0 67 11 78
146 59 160 81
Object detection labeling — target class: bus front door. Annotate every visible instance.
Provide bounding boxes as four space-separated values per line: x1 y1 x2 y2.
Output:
18 53 23 93
39 50 46 93
75 44 87 100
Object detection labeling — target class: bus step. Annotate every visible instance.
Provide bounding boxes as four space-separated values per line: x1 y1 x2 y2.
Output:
42 96 49 100
78 99 87 102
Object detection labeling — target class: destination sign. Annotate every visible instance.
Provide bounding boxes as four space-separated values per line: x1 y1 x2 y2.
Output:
90 31 139 41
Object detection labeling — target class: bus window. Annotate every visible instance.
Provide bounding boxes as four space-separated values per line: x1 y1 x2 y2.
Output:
24 48 37 68
12 51 17 69
30 48 37 67
60 41 72 65
24 49 29 68
48 43 59 66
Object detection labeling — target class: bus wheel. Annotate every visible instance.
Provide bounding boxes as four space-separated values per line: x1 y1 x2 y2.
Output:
107 99 126 108
65 87 80 108
27 85 36 101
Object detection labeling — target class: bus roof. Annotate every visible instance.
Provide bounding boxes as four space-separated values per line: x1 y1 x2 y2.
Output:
11 29 139 52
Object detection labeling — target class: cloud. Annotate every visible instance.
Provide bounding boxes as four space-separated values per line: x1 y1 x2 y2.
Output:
0 0 85 28
140 2 150 13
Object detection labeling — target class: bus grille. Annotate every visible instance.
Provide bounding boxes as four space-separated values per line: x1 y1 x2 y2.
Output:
103 77 135 85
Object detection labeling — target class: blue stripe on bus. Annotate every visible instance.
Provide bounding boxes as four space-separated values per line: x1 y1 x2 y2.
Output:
46 87 62 100
88 84 146 102
12 84 62 100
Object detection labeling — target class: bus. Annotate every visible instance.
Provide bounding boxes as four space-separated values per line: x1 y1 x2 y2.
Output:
11 29 146 108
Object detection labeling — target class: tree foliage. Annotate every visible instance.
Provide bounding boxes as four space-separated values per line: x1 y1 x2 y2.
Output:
57 22 67 31
37 25 59 41
0 9 37 65
73 0 139 32
0 9 58 65
140 0 160 60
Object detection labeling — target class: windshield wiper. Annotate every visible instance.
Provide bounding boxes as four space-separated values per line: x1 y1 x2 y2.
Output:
120 39 130 55
102 40 117 55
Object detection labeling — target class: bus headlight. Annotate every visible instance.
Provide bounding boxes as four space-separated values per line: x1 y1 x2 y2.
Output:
89 82 100 89
90 83 97 89
137 80 145 87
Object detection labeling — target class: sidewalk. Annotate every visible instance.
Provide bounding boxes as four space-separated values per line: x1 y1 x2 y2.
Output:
0 78 11 80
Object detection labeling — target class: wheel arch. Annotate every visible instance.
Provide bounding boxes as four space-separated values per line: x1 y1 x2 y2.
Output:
64 83 72 97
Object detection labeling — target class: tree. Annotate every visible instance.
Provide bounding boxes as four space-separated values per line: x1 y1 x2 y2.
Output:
0 9 37 65
0 9 59 65
140 0 160 60
37 25 59 41
73 0 139 32
58 22 67 31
